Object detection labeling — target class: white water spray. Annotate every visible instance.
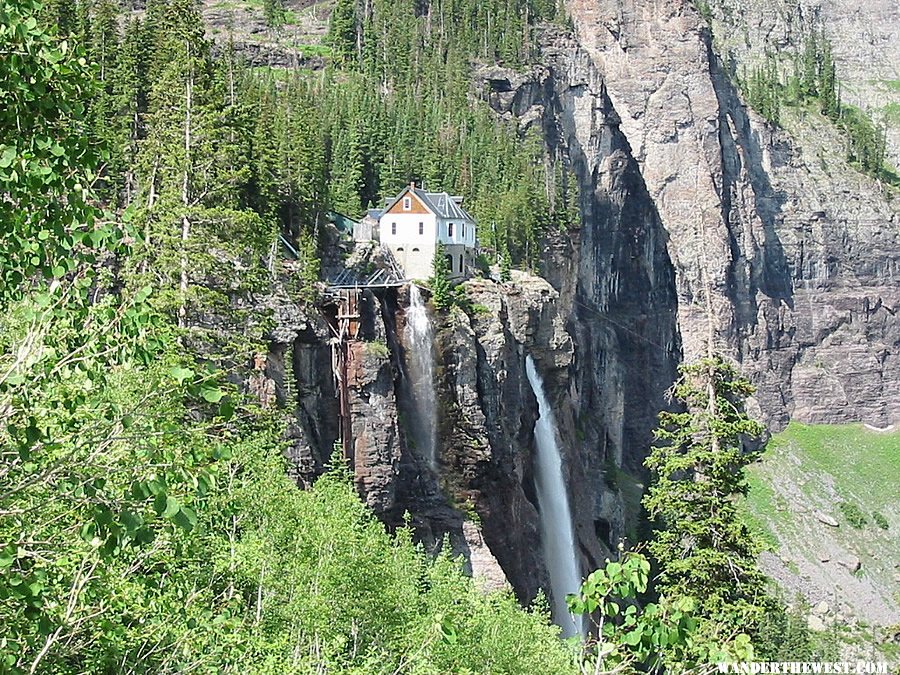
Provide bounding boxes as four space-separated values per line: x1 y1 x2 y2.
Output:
405 285 438 470
525 355 583 638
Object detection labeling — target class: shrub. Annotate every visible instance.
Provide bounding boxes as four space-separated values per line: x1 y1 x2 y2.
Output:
838 501 868 529
872 511 889 530
365 340 390 359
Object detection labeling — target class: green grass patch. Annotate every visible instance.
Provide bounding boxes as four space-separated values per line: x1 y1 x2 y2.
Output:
743 473 780 549
775 422 900 501
883 103 900 124
365 340 390 359
872 510 889 530
297 43 333 58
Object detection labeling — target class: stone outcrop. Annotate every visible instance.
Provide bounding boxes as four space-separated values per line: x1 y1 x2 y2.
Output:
472 0 899 624
433 275 605 603
272 276 603 609
555 0 900 431
476 1 899 456
264 291 339 488
346 336 403 512
700 0 900 165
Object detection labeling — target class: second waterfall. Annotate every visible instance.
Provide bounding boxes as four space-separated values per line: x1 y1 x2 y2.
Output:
525 355 583 638
405 285 439 471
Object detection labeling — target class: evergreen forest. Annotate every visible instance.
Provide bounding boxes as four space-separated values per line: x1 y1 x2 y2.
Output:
1 0 893 672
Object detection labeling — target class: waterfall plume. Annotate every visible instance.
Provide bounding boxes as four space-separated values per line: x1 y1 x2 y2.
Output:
404 284 439 471
525 355 583 638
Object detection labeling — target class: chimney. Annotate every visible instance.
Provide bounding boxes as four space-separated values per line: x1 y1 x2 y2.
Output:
409 181 415 190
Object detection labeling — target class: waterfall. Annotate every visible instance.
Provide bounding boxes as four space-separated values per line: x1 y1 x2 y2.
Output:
525 355 583 638
405 285 438 470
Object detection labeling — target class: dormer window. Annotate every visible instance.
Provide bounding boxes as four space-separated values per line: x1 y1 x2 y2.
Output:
448 222 454 237
403 197 411 211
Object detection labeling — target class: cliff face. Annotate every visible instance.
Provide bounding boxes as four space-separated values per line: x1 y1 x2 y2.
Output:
480 0 899 439
272 275 605 606
263 0 899 626
699 0 900 166
464 0 900 621
560 0 900 430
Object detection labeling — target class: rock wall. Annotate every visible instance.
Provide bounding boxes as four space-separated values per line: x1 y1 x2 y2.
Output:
434 274 605 603
558 0 900 430
700 0 900 166
275 277 605 608
480 1 899 443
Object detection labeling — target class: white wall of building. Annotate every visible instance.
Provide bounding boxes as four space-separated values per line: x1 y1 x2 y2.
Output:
380 213 437 280
379 212 438 246
435 217 477 247
378 192 477 279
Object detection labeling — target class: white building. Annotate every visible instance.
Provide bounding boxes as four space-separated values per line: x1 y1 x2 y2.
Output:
379 183 477 280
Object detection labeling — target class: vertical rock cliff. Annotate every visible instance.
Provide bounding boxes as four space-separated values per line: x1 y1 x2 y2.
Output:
265 0 899 626
557 0 900 431
271 275 605 609
481 0 898 447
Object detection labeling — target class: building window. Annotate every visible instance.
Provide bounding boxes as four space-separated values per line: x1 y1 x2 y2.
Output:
412 247 420 252
462 224 466 239
446 254 454 272
448 222 454 237
397 247 404 252
391 222 397 235
403 197 411 211
418 222 424 235
459 255 463 272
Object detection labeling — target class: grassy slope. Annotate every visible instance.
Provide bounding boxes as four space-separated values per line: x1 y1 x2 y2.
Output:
742 422 900 657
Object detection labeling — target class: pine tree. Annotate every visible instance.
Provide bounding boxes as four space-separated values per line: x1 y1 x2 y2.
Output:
499 244 512 282
800 32 819 99
329 123 366 217
132 0 268 324
263 0 286 28
430 242 453 309
643 357 772 632
818 33 838 119
327 0 358 65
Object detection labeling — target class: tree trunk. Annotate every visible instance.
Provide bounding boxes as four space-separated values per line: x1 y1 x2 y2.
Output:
179 53 193 329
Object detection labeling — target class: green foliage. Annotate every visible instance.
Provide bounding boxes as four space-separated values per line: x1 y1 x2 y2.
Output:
838 103 890 177
500 244 512 282
872 510 889 530
753 599 816 660
737 29 894 185
365 339 390 358
694 0 713 23
263 0 286 28
644 357 774 645
568 552 755 672
430 242 454 310
839 501 869 529
325 0 357 64
0 0 119 309
743 56 781 125
0 6 589 671
289 229 321 303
